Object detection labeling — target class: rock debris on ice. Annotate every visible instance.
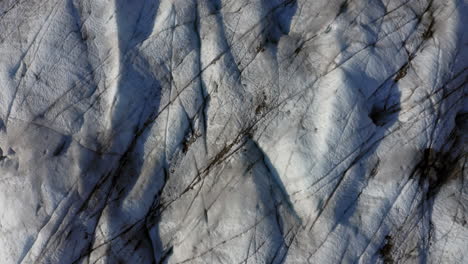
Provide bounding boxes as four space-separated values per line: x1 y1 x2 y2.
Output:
0 0 466 263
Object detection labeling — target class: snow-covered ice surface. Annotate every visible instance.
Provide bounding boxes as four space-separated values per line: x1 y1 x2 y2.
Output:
0 0 466 263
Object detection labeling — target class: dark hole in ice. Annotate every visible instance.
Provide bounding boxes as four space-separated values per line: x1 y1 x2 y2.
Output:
414 148 461 198
338 1 348 16
0 147 5 161
379 235 394 264
369 103 400 127
369 106 387 126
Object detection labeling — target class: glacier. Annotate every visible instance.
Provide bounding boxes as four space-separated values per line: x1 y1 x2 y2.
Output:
0 0 466 263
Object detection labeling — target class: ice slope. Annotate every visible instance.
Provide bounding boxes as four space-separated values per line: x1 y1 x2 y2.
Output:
0 0 466 263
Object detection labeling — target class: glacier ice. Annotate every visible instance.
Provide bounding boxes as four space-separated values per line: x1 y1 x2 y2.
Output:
0 0 466 263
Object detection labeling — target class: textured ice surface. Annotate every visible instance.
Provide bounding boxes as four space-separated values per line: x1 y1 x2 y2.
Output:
0 0 467 263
